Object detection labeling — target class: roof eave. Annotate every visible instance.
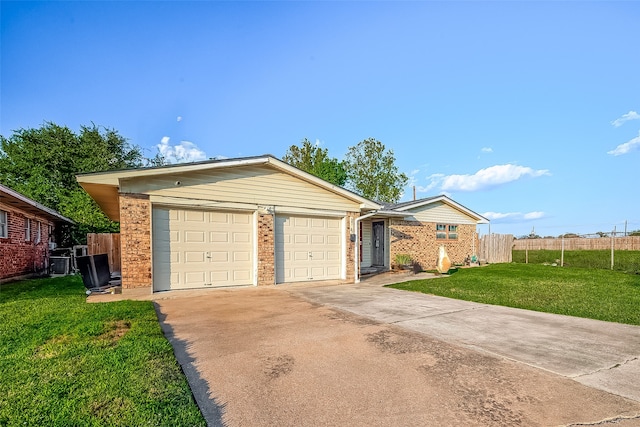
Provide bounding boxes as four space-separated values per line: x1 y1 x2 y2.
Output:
0 184 74 224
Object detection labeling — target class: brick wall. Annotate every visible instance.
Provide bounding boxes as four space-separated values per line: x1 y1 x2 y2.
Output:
0 202 53 281
119 193 152 288
346 212 359 282
390 220 477 270
257 213 275 285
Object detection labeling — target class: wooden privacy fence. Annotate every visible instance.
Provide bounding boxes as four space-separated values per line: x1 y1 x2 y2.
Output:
87 233 121 274
513 236 640 251
478 234 513 264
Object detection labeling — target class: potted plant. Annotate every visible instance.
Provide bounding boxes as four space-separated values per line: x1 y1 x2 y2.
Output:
394 253 413 270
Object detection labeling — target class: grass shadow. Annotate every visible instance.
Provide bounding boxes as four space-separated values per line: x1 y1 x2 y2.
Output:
154 303 228 427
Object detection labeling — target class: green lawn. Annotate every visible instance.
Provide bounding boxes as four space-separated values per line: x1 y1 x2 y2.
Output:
388 263 640 326
0 276 205 427
512 249 640 273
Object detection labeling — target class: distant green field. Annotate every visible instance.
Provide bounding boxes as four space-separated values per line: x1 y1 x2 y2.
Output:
512 249 640 273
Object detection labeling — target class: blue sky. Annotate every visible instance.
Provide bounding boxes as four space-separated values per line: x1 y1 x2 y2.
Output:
2 1 639 237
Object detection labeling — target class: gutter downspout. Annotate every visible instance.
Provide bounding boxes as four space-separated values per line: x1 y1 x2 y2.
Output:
354 212 379 284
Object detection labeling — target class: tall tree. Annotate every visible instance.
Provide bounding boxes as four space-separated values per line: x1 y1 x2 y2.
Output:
0 122 144 245
344 137 408 203
282 138 347 186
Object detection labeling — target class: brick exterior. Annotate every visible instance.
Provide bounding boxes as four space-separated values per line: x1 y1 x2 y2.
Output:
389 220 478 270
119 193 152 289
0 203 53 282
257 213 275 285
346 212 359 282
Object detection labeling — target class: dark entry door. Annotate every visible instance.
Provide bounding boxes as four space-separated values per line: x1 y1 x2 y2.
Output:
372 221 385 266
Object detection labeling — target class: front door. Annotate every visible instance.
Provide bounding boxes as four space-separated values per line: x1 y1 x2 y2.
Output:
372 221 385 266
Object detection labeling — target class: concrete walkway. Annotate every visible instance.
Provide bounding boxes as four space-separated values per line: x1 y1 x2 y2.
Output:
287 272 640 403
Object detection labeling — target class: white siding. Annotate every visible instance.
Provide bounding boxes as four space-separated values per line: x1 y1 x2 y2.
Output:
402 201 477 225
121 166 360 212
360 220 372 267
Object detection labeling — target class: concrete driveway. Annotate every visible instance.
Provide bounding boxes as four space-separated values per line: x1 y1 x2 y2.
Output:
290 272 640 403
154 273 640 427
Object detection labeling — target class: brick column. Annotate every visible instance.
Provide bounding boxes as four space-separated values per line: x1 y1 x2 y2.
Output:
119 193 152 289
346 212 359 282
257 213 275 285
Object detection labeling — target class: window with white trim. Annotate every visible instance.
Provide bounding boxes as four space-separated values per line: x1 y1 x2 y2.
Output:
36 221 42 244
436 224 458 240
0 210 7 238
24 218 31 241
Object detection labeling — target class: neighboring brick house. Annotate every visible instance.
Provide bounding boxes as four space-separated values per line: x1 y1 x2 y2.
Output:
77 155 488 294
0 184 74 283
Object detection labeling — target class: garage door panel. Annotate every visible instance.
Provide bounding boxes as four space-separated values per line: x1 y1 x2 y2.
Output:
276 215 342 283
233 232 251 243
185 231 205 243
210 252 228 262
233 214 250 224
210 232 229 243
185 271 206 284
210 271 229 282
210 213 228 223
294 217 308 227
233 270 251 281
327 235 340 245
327 267 340 277
153 208 254 291
294 234 308 244
234 251 250 262
293 268 309 279
185 211 205 222
185 251 205 263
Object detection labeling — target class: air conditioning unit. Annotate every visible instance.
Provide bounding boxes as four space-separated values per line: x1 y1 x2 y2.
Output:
73 245 88 257
50 256 71 276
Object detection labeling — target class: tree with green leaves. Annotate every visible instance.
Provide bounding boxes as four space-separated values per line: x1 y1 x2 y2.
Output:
0 122 144 245
343 137 408 203
282 138 347 186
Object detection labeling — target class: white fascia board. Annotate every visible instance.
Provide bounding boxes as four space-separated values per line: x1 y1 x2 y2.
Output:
76 156 271 186
395 195 489 224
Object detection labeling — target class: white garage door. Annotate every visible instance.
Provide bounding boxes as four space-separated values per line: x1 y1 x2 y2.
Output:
275 215 342 283
152 208 253 291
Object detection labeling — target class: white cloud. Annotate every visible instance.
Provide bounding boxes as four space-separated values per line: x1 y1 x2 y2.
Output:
426 164 550 192
481 147 493 153
156 137 207 164
177 116 183 122
607 131 640 156
611 111 640 127
483 211 545 223
523 211 545 220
